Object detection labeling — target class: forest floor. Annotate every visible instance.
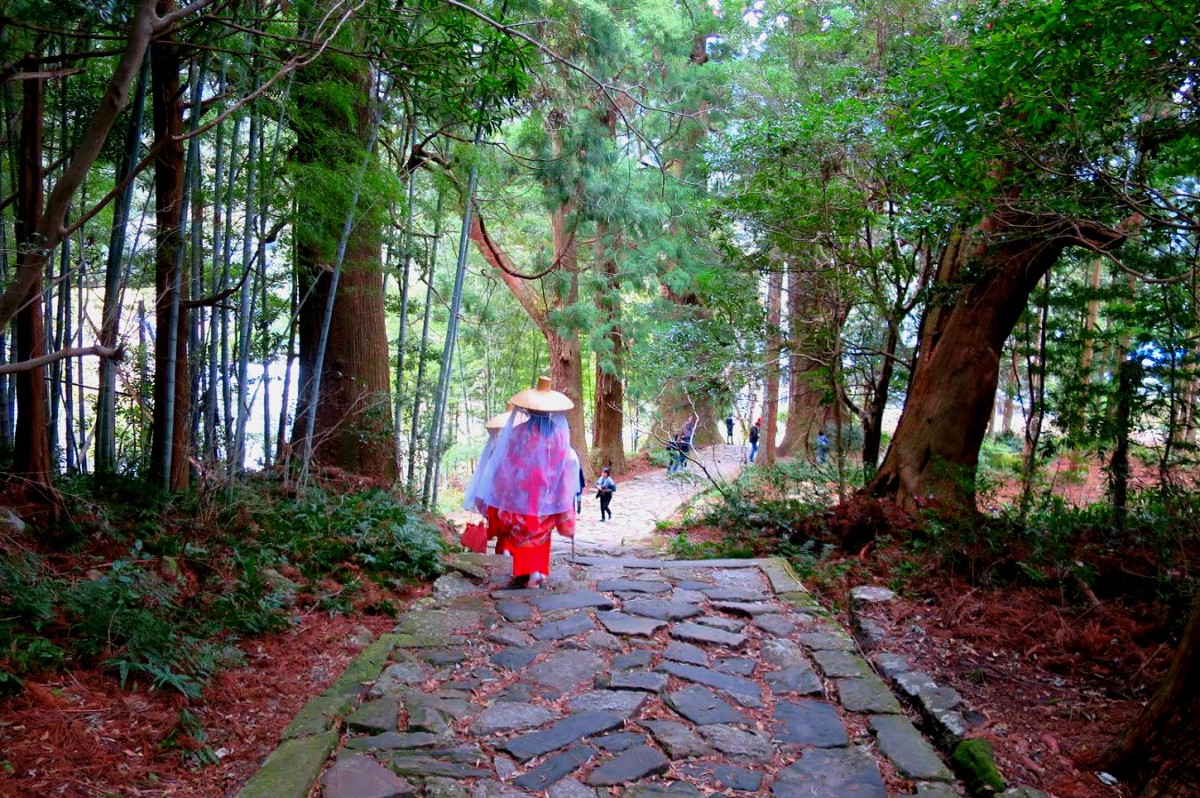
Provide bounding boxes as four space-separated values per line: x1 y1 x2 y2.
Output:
0 451 1177 798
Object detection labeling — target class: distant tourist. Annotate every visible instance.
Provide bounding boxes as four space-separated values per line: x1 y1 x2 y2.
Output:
596 467 617 522
725 415 734 444
749 421 760 463
817 431 830 464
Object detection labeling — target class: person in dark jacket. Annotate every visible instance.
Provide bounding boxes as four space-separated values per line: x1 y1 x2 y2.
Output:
596 467 616 521
725 415 735 444
749 422 760 463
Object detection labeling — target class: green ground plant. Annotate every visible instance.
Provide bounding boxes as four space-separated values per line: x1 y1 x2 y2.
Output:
0 477 446 699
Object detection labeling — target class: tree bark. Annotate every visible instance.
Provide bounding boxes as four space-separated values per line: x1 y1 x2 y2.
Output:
1105 597 1200 797
148 5 191 491
866 214 1124 511
12 67 53 487
592 223 626 473
777 259 832 458
762 265 783 467
291 45 394 481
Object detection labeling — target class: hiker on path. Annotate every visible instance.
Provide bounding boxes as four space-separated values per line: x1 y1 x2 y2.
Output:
465 377 578 588
749 421 760 463
666 434 682 475
725 415 734 444
596 466 616 522
817 431 830 464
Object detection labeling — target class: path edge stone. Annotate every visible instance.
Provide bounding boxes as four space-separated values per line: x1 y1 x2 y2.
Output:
235 731 338 798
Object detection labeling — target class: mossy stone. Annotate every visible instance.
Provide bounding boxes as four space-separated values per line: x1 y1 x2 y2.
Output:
950 738 1006 795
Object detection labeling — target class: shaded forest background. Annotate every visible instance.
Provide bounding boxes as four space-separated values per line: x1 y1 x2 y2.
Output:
1 0 1199 796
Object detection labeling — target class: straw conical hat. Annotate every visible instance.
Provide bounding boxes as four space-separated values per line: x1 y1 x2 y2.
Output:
485 403 516 431
509 376 574 413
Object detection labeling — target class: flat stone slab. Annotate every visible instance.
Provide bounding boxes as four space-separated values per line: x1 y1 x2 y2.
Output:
396 609 481 636
495 600 532 622
486 627 534 647
566 690 648 718
597 579 671 594
696 616 746 633
584 630 623 651
524 651 605 689
388 754 489 779
513 744 594 791
765 665 824 696
623 598 703 621
679 763 763 792
761 639 808 669
772 747 886 798
490 588 543 599
869 715 954 781
501 710 625 761
407 704 452 735
812 650 873 678
236 732 338 798
371 659 432 696
713 657 756 676
712 600 779 617
531 590 615 612
665 685 750 725
585 744 670 786
549 778 600 798
345 698 399 734
670 622 746 648
663 641 708 666
345 732 447 751
798 631 857 652
701 587 768 601
623 782 702 798
491 646 540 671
321 754 416 798
532 614 596 641
613 650 654 670
610 670 668 693
425 777 469 798
641 719 711 758
697 724 775 762
773 700 848 747
595 732 646 752
755 615 797 636
596 611 667 637
659 661 762 707
850 585 896 605
433 574 478 601
470 702 559 735
837 677 903 714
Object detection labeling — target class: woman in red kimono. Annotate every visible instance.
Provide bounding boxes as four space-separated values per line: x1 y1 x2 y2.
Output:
464 377 578 588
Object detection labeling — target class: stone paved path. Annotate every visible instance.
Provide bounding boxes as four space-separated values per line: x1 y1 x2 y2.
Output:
236 552 971 798
562 444 746 556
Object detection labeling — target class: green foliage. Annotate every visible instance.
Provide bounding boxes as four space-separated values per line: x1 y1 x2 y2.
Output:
249 486 446 584
1 480 444 705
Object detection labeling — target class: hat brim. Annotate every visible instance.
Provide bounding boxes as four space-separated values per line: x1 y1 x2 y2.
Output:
485 410 513 430
509 387 574 413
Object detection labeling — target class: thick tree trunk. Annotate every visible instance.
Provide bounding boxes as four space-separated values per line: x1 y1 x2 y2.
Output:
13 70 52 486
592 225 626 473
861 320 898 476
778 260 832 458
1105 597 1200 797
291 48 394 481
867 215 1123 511
762 267 783 467
148 9 191 491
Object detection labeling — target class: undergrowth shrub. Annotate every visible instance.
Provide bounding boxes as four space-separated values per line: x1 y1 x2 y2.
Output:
1 478 445 700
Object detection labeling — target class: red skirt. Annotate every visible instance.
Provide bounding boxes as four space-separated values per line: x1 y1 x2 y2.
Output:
485 506 574 576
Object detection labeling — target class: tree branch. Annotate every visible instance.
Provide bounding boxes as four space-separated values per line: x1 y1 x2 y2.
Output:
0 345 123 375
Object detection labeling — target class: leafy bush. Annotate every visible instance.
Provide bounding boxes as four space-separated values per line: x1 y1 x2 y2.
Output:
249 486 446 584
1 479 445 700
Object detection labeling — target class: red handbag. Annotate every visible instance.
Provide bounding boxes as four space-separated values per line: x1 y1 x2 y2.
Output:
460 521 488 553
